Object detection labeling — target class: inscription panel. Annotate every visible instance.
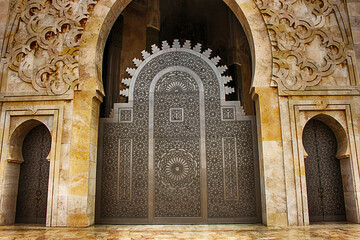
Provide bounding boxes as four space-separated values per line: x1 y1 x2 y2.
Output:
222 107 236 121
170 108 184 122
119 109 133 123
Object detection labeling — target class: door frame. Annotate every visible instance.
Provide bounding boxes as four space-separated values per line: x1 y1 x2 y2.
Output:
0 105 63 226
289 99 360 225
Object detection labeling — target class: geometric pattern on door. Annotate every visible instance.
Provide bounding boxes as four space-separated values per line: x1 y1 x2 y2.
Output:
303 119 346 222
96 40 261 224
16 124 51 224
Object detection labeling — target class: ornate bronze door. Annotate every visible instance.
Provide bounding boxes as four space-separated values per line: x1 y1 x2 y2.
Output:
16 124 51 224
96 40 261 224
152 71 202 220
303 119 346 222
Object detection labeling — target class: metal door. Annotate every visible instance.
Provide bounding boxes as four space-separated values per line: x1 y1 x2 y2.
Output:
152 71 202 221
303 119 346 222
16 124 51 224
96 42 261 224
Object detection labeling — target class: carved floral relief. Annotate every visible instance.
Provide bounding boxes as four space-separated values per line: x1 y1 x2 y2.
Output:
255 0 357 93
2 0 97 95
1 0 357 96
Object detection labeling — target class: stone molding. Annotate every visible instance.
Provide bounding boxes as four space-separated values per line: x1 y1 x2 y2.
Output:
288 99 360 224
0 105 64 226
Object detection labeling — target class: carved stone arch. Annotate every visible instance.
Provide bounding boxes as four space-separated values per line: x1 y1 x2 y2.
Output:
78 0 272 94
309 114 349 159
79 0 277 226
8 119 52 164
301 113 357 223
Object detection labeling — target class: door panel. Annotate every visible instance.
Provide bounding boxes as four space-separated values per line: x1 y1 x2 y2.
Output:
153 71 202 220
16 125 51 224
303 119 346 222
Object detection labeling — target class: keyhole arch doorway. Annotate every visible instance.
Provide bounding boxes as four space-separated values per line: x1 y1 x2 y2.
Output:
302 118 346 222
15 123 52 224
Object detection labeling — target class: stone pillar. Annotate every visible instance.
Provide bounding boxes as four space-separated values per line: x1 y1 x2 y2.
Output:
254 87 288 226
67 90 101 227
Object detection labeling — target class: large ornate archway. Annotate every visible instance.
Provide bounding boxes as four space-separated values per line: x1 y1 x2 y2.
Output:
75 0 282 226
0 0 359 228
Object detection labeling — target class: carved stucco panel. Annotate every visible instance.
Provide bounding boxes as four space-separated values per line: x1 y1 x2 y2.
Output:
254 0 357 93
2 0 357 97
2 0 98 95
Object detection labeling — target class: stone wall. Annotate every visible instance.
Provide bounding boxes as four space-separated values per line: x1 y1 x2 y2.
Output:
0 0 359 227
348 0 360 82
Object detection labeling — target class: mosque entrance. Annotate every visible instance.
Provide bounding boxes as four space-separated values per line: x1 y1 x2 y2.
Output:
96 0 260 224
303 119 346 222
15 124 51 224
96 41 261 224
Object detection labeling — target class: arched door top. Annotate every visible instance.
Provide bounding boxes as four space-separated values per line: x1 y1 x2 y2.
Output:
120 40 235 103
303 114 349 160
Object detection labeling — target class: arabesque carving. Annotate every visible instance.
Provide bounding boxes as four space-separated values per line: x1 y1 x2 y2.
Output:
3 0 356 96
3 0 98 95
255 0 358 92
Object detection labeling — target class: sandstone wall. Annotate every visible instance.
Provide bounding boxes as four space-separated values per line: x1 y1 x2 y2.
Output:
0 0 358 227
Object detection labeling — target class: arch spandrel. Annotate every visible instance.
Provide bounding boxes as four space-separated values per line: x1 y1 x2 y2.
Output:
7 119 53 164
